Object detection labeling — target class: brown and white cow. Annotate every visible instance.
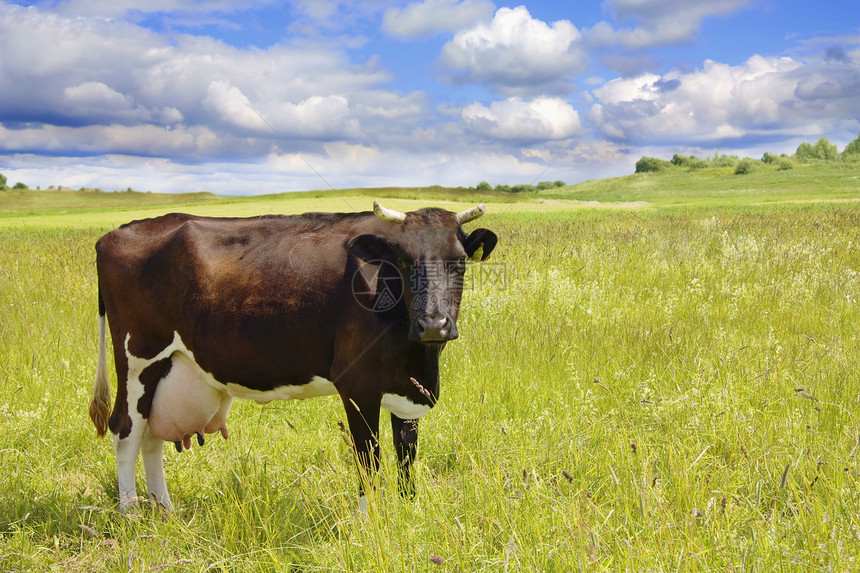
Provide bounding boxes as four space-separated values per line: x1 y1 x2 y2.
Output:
89 201 497 511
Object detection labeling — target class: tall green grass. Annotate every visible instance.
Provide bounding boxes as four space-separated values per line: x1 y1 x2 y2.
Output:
0 204 858 570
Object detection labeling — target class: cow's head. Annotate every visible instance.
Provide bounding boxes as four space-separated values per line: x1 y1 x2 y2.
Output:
348 201 497 344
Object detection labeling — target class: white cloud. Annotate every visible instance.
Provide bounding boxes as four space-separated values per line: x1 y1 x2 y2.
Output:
202 81 269 132
590 53 860 145
0 122 222 157
587 0 753 49
62 81 154 124
382 0 494 39
268 95 362 140
46 0 267 18
0 3 396 155
439 6 585 95
3 2 858 195
462 97 583 142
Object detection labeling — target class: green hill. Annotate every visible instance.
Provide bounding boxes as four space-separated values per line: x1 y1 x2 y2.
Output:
542 162 860 206
1 163 857 227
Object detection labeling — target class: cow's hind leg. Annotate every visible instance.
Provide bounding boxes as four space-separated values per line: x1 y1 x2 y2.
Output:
114 421 144 511
141 427 172 510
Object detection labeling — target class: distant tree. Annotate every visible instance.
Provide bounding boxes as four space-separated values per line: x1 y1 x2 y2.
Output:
511 184 536 193
762 152 779 164
12 182 28 189
553 180 566 187
0 172 6 190
494 184 511 192
635 156 670 173
795 142 815 162
842 131 860 157
814 137 839 161
536 181 555 190
476 180 492 191
796 137 839 162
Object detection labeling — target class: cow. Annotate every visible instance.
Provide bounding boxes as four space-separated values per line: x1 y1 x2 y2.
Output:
88 201 497 512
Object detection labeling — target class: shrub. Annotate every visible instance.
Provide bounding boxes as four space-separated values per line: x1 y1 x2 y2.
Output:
778 159 794 170
476 181 492 191
536 181 564 191
671 153 690 167
712 152 739 168
762 152 779 164
671 153 705 168
688 158 708 170
635 156 670 173
734 158 756 175
494 184 511 193
12 182 28 189
511 184 537 193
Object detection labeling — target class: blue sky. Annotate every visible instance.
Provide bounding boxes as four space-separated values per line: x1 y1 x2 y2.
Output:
0 0 858 194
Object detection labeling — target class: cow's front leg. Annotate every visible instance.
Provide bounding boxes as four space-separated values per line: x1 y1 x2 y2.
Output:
392 415 418 498
342 395 381 512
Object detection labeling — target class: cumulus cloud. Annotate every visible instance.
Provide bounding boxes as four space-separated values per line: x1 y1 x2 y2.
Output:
202 81 269 132
587 0 752 49
3 1 857 194
462 97 583 143
0 122 223 158
439 6 586 95
0 3 399 159
44 0 266 18
382 0 494 39
62 81 155 124
590 53 860 145
268 95 362 140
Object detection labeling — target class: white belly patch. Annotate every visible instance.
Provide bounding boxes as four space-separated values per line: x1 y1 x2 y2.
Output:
224 376 337 403
381 393 432 419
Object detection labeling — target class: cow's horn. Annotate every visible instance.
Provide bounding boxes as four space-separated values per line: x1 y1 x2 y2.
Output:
455 203 486 224
373 201 407 224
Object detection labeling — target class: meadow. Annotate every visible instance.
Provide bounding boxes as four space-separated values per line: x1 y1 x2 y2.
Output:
0 171 858 570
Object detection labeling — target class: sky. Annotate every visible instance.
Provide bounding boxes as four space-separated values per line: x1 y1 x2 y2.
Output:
0 0 858 195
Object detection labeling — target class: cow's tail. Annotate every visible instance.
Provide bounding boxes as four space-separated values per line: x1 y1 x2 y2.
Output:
89 287 111 437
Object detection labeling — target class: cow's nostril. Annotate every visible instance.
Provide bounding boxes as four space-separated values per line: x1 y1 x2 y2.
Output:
419 315 447 330
414 314 455 342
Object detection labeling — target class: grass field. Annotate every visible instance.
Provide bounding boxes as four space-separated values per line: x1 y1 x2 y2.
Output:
0 167 858 570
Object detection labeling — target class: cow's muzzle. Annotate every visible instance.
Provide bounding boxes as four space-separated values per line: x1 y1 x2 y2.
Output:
411 313 458 343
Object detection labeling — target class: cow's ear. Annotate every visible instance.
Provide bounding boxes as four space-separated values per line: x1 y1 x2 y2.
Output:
348 234 396 263
462 228 497 262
